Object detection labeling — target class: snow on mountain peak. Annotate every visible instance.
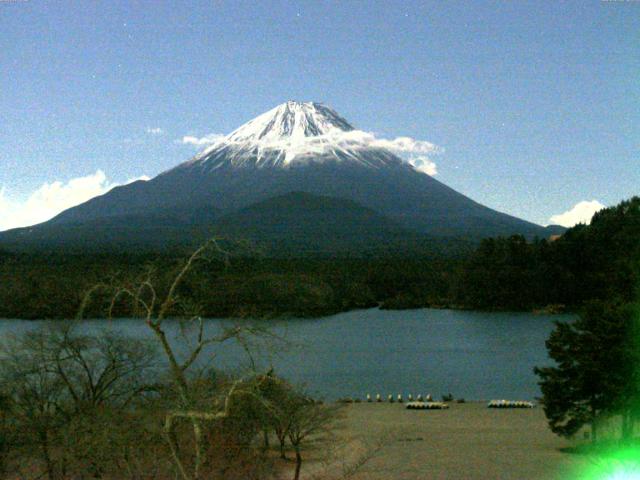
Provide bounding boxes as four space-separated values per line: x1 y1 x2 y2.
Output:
226 101 354 143
184 102 440 171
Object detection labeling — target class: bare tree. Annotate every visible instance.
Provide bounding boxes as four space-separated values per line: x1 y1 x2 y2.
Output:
0 393 11 477
0 322 159 479
286 395 340 480
0 329 69 480
1 239 342 480
36 322 157 413
78 239 279 480
255 372 295 460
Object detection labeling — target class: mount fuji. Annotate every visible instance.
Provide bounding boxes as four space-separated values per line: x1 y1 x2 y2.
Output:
0 101 562 253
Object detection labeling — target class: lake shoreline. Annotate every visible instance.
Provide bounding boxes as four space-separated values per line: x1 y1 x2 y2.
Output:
0 302 572 322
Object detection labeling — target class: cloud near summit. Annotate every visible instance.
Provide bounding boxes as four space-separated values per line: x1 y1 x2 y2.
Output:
407 156 438 176
180 130 442 175
181 133 226 146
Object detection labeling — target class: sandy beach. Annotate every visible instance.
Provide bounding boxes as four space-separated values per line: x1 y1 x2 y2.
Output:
322 402 592 480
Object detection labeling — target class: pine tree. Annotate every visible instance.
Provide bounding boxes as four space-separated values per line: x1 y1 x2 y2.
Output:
535 301 640 441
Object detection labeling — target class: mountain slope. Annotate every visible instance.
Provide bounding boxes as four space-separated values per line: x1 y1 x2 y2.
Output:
0 203 221 251
215 191 421 255
0 191 473 256
0 101 561 253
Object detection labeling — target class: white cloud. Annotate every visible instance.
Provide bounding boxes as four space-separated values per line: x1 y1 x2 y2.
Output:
549 200 606 227
181 133 226 146
407 155 438 176
146 127 164 135
368 136 440 155
182 129 441 175
0 171 149 232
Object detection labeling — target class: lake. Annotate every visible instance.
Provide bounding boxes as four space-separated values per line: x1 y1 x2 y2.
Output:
0 308 568 401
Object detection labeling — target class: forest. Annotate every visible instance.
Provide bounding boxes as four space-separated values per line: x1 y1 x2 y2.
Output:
0 196 638 320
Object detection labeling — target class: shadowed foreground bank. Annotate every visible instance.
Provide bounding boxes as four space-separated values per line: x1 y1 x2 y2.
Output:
329 403 591 480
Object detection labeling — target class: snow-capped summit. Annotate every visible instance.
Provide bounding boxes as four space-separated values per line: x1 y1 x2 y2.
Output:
185 101 403 169
226 101 354 143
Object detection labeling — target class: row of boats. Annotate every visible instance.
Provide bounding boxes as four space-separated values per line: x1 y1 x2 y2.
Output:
365 394 437 403
360 394 535 409
487 400 535 408
406 400 534 410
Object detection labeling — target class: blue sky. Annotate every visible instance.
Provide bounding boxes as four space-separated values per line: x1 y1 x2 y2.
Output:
1 0 638 230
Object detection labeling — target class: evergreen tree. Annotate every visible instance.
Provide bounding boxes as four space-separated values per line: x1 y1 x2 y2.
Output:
535 301 640 441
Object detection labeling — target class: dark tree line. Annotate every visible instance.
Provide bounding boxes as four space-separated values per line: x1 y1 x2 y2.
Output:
0 252 458 320
457 196 640 311
1 196 638 319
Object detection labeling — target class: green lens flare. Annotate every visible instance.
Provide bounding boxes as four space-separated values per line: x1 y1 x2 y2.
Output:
574 446 640 480
605 473 640 480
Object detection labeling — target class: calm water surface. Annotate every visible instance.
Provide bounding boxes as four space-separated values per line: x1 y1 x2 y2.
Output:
0 308 569 401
